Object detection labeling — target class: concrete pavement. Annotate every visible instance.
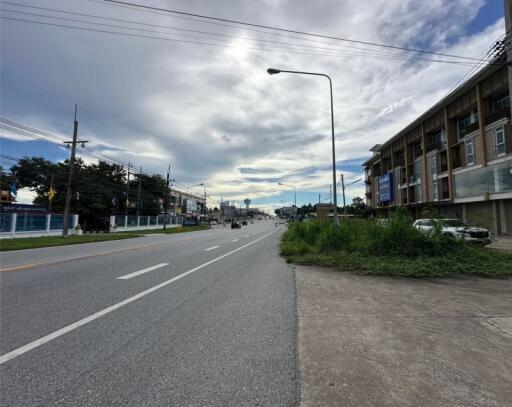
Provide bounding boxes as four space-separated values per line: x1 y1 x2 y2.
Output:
1 221 297 406
295 265 512 407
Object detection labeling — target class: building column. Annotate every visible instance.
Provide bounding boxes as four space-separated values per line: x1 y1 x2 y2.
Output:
421 123 429 202
46 214 51 236
476 83 488 166
11 213 17 237
444 107 454 200
499 200 507 235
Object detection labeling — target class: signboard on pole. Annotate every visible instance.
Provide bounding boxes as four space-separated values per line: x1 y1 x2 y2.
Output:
186 199 197 214
378 173 393 203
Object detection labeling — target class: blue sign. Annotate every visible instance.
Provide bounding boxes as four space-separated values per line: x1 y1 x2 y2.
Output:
378 173 393 203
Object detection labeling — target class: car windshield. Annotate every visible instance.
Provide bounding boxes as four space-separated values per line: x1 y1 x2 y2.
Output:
438 219 467 227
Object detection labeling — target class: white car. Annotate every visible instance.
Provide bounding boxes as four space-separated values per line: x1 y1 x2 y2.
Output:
413 218 491 245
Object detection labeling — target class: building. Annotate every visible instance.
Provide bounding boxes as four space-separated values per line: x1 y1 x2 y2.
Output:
363 56 512 235
279 206 297 219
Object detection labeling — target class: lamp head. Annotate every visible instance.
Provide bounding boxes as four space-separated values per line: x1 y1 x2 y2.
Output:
267 68 281 75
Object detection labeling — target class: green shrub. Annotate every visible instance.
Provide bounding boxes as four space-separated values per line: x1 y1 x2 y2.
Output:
280 212 512 278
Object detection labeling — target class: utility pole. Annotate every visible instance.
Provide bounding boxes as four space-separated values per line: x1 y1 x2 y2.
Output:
48 173 55 212
341 173 347 216
203 184 207 221
505 0 512 118
125 162 131 218
318 193 321 204
164 164 170 230
62 105 88 237
136 167 142 217
329 184 332 204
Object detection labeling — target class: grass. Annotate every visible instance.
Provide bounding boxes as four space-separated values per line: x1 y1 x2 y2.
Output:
0 225 210 251
122 225 209 235
280 212 512 278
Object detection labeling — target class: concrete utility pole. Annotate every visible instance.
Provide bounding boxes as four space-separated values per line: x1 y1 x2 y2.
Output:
341 173 346 216
505 0 512 118
164 164 170 230
125 162 131 218
136 167 142 217
62 105 88 237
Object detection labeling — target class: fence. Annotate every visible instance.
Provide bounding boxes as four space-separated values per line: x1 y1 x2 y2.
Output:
109 215 183 232
0 213 79 239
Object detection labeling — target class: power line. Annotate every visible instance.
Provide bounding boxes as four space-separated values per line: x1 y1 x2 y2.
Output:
103 0 483 62
0 2 484 64
0 16 478 66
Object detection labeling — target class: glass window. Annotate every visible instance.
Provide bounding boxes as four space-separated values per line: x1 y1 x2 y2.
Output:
431 155 437 176
457 112 477 139
496 126 506 156
465 138 475 165
414 160 421 182
432 180 438 201
489 94 510 113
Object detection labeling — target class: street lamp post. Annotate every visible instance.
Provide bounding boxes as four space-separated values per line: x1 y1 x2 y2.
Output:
278 182 296 219
268 67 338 226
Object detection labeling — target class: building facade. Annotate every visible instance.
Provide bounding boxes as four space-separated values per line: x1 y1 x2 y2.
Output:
363 62 512 235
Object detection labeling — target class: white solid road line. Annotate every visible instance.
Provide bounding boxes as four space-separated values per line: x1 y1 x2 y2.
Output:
204 246 219 251
232 239 239 242
0 228 279 365
117 263 169 280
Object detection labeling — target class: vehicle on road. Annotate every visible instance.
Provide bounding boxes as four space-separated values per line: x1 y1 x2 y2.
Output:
413 218 491 245
231 221 241 229
242 220 248 226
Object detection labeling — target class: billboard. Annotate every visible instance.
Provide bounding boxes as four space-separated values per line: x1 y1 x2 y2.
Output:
186 199 197 214
378 173 393 203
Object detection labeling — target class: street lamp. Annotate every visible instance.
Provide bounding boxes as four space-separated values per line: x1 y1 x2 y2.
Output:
186 182 204 194
268 67 338 226
340 174 362 216
278 182 296 208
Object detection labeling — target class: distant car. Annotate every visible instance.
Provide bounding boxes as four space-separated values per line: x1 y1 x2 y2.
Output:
242 220 248 226
413 218 491 245
211 220 218 225
231 221 241 229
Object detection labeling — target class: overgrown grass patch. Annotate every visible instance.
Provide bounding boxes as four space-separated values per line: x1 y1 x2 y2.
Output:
0 233 142 252
280 213 512 278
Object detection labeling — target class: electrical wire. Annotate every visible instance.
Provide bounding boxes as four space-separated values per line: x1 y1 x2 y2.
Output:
0 16 479 66
0 3 484 64
102 0 483 62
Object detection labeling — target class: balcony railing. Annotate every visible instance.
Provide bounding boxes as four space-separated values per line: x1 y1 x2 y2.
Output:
485 107 511 125
458 121 479 138
426 141 443 152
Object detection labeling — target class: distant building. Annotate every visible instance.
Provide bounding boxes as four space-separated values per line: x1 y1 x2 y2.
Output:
279 206 297 218
363 57 512 235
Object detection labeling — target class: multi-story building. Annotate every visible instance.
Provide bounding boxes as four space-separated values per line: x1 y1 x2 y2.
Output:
363 60 512 235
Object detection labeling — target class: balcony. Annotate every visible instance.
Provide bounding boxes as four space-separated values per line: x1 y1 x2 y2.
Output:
426 141 443 152
458 121 479 138
485 107 511 125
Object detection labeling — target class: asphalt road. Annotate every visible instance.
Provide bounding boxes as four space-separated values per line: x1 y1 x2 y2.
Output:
0 221 297 406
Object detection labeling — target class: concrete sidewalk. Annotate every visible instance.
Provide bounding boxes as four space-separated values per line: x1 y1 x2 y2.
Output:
295 266 512 407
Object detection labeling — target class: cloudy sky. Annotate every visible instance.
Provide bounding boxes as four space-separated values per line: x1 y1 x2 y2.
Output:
0 0 505 212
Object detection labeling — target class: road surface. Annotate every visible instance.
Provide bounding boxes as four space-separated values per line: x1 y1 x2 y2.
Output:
0 221 297 406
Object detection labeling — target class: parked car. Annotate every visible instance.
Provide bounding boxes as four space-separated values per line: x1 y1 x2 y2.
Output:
413 218 491 245
231 221 241 229
242 220 248 226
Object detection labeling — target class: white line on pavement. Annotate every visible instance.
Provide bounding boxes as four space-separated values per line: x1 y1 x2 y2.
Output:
204 246 219 251
0 228 279 365
117 263 169 280
244 235 250 238
232 239 239 242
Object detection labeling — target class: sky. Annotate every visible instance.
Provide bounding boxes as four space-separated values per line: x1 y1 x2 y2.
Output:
0 0 506 213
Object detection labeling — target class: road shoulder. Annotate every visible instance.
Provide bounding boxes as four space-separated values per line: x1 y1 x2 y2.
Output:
295 265 512 407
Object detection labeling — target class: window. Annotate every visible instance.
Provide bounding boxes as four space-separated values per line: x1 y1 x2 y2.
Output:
457 112 477 139
496 126 506 156
432 180 438 201
431 155 437 177
489 94 510 113
465 138 475 165
414 160 421 183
